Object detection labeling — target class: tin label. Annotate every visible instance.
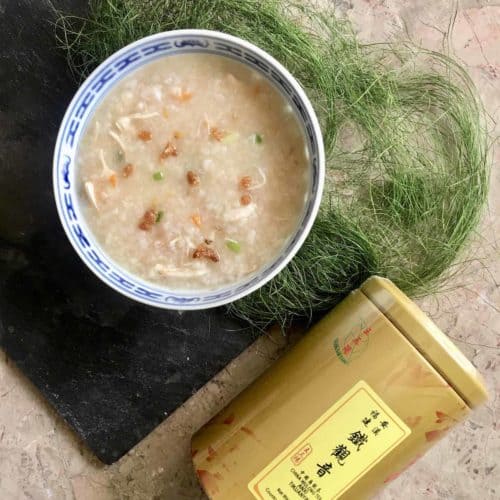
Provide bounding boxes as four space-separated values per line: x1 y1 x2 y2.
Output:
248 381 411 500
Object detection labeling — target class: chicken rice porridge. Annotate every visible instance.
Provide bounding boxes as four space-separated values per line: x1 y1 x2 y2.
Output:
78 54 310 289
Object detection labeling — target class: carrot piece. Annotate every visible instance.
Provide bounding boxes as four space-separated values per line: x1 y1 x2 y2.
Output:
239 176 252 190
240 194 252 205
172 89 193 102
191 214 202 227
122 163 134 178
137 130 152 142
210 127 226 142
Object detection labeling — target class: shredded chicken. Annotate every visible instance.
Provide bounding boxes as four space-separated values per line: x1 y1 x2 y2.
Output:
197 114 210 137
108 130 127 152
248 167 267 190
152 263 208 278
184 237 195 256
93 121 101 141
116 111 160 131
169 237 182 250
99 149 115 178
84 181 99 210
225 204 256 222
152 86 162 101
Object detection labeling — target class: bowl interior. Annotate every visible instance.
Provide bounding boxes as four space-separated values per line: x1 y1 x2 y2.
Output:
53 30 324 309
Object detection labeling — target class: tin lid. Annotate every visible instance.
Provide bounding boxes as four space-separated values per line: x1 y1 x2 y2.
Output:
361 276 488 408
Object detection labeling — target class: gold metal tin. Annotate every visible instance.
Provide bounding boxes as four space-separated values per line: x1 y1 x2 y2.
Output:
192 276 488 499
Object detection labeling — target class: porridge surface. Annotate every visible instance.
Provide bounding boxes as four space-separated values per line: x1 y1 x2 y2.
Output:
78 54 309 289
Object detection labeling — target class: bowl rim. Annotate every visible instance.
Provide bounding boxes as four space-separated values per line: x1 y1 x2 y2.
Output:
53 28 325 310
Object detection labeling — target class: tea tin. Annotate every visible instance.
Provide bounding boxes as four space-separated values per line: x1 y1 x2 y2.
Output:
192 277 488 499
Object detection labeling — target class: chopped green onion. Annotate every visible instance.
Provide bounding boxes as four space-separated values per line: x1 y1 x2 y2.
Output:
153 171 164 181
225 239 241 253
116 150 124 162
221 132 240 144
155 210 164 223
254 133 263 144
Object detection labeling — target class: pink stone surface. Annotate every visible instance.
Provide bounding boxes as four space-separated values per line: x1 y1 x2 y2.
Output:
1 1 499 498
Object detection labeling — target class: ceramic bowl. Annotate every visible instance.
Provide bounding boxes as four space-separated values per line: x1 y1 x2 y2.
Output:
53 29 325 309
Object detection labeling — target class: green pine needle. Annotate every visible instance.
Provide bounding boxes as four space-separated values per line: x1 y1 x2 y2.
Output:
55 0 490 330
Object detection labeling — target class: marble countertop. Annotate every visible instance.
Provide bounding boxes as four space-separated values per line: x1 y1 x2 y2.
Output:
0 0 499 498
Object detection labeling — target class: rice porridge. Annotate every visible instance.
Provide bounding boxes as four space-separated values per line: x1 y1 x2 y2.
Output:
78 54 309 289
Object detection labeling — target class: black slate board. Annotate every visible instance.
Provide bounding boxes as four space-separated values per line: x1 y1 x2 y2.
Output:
0 0 255 464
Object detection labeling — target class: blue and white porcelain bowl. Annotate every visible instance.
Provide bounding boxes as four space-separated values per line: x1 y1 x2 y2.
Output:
53 30 325 310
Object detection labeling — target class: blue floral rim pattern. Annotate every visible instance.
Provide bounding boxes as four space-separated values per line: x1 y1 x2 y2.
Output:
53 31 324 309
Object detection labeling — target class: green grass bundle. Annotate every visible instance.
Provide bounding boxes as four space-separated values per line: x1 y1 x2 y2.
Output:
56 0 490 329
